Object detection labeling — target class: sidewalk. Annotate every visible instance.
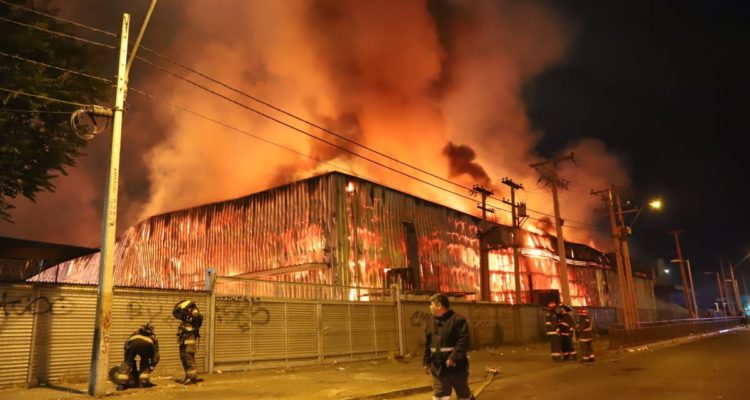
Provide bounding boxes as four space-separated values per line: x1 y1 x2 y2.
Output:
0 336 675 400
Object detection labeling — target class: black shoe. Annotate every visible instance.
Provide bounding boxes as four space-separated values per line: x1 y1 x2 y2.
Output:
116 385 127 391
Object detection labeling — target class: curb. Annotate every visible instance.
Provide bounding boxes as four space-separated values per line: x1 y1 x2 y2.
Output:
344 385 433 400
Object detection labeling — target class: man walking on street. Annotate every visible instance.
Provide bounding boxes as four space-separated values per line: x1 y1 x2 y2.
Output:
423 293 475 400
545 301 562 361
576 308 595 362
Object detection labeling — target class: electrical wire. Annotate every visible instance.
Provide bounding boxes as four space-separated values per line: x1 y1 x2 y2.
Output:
0 108 72 114
0 51 113 83
0 87 92 108
0 15 116 49
0 0 117 37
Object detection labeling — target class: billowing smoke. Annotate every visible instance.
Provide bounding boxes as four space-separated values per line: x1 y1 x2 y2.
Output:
442 142 493 189
0 0 629 254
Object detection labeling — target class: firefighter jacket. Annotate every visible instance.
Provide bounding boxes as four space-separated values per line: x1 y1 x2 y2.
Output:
558 312 575 337
423 309 470 375
576 315 593 341
177 318 202 345
545 310 560 335
125 330 160 369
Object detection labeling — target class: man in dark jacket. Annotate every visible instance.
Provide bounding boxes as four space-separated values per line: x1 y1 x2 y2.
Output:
173 300 203 384
423 293 475 400
115 323 160 390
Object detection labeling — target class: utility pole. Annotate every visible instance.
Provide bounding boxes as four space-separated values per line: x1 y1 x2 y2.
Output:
471 185 494 302
719 259 734 314
530 153 574 306
592 187 634 329
614 192 641 326
502 177 524 305
728 262 743 315
89 13 129 397
684 260 699 317
668 231 695 318
474 184 494 302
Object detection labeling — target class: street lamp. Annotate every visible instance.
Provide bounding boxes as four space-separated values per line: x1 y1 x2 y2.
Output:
704 271 728 316
670 258 698 317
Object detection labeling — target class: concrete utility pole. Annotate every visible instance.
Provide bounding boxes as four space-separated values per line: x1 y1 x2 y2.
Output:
501 178 524 305
669 231 695 318
684 260 699 317
89 13 129 397
530 153 574 306
592 187 635 329
472 184 494 302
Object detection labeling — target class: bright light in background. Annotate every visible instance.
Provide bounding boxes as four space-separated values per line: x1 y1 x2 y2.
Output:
664 269 670 274
648 199 663 210
346 182 355 193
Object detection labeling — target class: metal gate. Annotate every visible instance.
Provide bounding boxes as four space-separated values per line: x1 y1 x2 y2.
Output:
212 278 399 371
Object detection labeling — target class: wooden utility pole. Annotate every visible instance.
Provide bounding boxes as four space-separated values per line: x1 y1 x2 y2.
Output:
89 13 129 397
592 187 634 329
614 192 641 326
728 262 743 315
530 153 574 306
669 231 695 318
472 185 494 302
502 178 524 305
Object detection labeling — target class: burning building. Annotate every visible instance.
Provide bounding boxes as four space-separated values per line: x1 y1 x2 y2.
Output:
32 172 651 309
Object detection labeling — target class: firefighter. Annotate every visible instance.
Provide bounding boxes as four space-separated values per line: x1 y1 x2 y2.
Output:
423 293 475 400
558 304 577 361
576 308 595 362
115 323 160 390
544 301 562 361
173 300 203 384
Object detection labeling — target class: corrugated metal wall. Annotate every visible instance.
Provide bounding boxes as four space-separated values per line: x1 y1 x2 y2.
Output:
0 285 35 387
214 298 398 371
0 283 209 388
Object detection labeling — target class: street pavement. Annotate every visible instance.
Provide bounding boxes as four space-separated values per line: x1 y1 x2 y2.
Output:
1 328 746 400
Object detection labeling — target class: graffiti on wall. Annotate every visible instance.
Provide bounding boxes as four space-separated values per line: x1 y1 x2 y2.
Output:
216 296 270 332
1 292 73 317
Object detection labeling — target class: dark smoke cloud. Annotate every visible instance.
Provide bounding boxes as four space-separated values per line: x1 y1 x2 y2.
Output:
442 142 493 188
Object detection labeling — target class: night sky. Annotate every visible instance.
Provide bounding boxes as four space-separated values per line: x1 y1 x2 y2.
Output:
528 0 750 307
1 1 747 310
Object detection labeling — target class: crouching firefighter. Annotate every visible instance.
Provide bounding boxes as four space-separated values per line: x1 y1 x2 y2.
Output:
173 300 203 384
423 293 475 400
576 308 595 362
115 323 160 390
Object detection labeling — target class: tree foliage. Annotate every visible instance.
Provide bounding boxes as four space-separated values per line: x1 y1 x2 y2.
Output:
0 0 111 221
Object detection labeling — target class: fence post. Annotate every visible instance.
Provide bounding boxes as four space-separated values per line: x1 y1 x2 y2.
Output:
26 284 41 387
392 283 405 356
206 271 217 373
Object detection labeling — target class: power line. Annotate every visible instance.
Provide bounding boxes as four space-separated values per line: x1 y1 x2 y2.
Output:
0 87 93 108
0 51 113 83
136 47 475 194
134 51 604 228
128 86 360 177
0 108 72 114
0 0 117 38
132 56 491 209
126 86 505 212
0 15 116 49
